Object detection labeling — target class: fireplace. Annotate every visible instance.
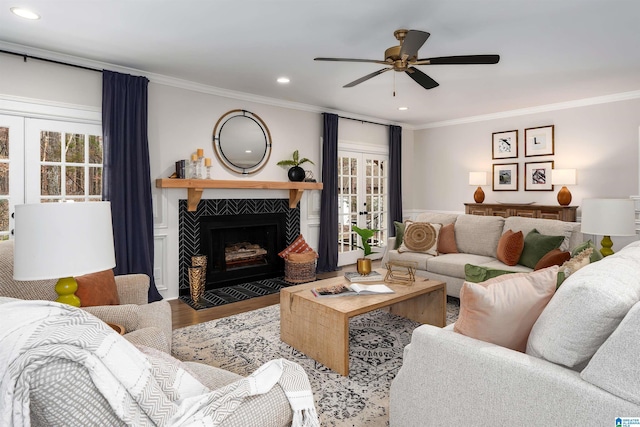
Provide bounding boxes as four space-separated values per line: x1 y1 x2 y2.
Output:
178 198 300 296
199 213 286 288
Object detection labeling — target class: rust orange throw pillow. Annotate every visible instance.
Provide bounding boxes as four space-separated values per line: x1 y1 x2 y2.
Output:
534 248 571 270
278 234 315 258
437 223 458 254
75 269 120 307
496 230 524 266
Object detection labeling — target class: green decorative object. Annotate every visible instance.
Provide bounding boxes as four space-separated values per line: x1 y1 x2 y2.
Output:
393 221 405 249
570 240 604 263
464 264 516 283
352 225 379 276
277 150 314 182
55 277 81 307
518 229 565 269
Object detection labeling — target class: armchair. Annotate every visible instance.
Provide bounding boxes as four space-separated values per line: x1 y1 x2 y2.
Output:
0 240 172 352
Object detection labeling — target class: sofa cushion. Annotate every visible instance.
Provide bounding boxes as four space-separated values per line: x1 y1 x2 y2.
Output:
464 264 517 283
454 266 558 352
580 302 640 406
427 254 496 279
503 216 580 251
526 243 640 369
414 212 458 225
556 247 593 286
385 249 430 270
393 221 406 249
454 215 505 258
398 221 441 256
534 248 571 271
518 229 564 269
75 269 120 307
571 239 604 263
437 223 458 254
278 234 314 258
496 230 524 266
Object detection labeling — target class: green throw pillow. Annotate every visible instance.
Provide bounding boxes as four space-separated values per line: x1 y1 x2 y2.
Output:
518 229 565 269
464 264 517 283
571 240 604 263
393 221 406 249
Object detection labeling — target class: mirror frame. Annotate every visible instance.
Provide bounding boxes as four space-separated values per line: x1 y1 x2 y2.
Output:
212 109 272 175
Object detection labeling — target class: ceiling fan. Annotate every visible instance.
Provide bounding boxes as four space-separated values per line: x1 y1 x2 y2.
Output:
314 29 500 90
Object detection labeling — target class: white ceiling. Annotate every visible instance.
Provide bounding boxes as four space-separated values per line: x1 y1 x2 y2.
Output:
1 0 640 127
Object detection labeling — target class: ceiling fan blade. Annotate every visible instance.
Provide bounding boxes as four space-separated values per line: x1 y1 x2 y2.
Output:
399 30 430 60
405 67 439 90
414 54 500 65
344 67 392 88
315 57 389 65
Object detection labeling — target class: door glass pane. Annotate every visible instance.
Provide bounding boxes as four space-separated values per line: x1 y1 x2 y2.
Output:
0 164 7 196
88 135 103 164
66 166 85 195
88 167 102 196
41 131 62 162
65 133 85 163
0 127 8 160
41 165 61 196
0 199 7 237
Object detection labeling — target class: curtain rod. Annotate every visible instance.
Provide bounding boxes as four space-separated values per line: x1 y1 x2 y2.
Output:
338 115 390 128
0 49 103 73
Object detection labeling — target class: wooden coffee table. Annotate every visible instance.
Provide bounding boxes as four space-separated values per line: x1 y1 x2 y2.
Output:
280 271 446 376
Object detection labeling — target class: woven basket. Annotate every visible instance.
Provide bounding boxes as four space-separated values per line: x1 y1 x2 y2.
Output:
284 257 317 283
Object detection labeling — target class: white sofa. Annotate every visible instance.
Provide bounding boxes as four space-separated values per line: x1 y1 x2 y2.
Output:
382 212 583 298
389 239 640 426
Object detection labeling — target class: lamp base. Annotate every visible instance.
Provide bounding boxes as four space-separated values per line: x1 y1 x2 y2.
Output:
600 235 614 257
55 277 81 307
473 187 485 203
557 186 572 206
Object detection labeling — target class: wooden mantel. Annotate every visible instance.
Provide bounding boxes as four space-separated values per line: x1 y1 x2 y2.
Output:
156 178 323 211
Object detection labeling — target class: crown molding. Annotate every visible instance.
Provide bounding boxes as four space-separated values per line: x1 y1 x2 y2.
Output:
416 90 640 129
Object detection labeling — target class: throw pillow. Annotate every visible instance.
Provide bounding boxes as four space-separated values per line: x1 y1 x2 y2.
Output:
518 229 565 269
397 221 441 256
287 251 317 262
534 248 571 271
393 221 406 249
556 247 593 286
437 223 458 254
496 229 524 266
464 264 516 283
75 269 120 307
278 234 314 258
571 240 604 263
454 266 559 352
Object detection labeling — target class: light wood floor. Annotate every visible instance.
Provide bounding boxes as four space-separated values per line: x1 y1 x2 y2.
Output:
170 260 382 329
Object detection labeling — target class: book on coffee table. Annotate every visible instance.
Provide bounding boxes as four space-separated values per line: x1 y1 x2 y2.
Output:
344 271 383 282
311 283 394 297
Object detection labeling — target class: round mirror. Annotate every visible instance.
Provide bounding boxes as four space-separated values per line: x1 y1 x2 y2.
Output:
213 110 272 175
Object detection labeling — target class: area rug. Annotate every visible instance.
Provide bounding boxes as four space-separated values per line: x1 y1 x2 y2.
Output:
179 276 300 310
172 296 460 426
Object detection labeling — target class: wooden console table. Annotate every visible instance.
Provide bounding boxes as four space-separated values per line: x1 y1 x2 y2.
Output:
464 203 577 222
156 179 323 211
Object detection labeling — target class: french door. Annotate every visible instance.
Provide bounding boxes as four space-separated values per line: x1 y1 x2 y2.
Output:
0 115 25 240
337 146 388 266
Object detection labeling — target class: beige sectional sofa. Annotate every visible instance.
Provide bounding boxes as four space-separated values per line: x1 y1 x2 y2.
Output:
382 212 583 298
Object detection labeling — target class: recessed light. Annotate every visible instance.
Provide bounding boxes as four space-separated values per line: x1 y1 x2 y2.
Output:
277 77 290 84
10 7 40 20
245 150 252 154
398 107 409 111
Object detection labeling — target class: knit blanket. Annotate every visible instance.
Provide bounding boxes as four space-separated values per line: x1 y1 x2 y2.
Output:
0 297 319 426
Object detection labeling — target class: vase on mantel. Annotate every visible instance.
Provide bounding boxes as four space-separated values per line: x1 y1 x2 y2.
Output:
287 166 305 182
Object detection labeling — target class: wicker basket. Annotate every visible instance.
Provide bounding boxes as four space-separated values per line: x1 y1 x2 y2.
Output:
284 256 317 283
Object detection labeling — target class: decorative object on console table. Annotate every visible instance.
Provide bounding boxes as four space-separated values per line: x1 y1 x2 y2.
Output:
580 198 636 257
469 171 487 203
464 203 577 222
13 202 116 307
524 161 554 191
492 129 518 159
525 125 554 157
492 163 518 191
551 168 576 206
277 150 315 182
352 225 379 275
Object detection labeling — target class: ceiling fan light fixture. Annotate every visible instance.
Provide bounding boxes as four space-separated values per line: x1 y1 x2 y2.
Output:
10 7 40 20
277 77 290 84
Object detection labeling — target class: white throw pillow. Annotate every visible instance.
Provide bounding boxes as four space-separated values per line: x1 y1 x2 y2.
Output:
397 221 441 256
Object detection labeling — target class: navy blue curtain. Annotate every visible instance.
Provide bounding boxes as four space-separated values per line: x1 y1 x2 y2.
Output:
317 113 339 272
102 70 162 302
389 125 403 235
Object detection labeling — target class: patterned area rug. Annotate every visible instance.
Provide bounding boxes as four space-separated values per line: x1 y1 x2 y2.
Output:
172 296 460 426
179 277 300 310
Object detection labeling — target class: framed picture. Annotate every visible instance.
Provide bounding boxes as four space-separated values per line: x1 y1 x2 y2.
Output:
492 163 518 191
525 161 554 191
525 125 554 157
492 130 518 159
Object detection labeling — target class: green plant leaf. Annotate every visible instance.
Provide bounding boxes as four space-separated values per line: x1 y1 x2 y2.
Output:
352 225 379 257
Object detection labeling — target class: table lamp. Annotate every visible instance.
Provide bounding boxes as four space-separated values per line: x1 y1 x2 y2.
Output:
580 198 636 256
551 169 576 206
469 172 487 203
13 201 116 306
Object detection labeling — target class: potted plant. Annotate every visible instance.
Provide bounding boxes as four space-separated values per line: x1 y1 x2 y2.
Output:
352 225 379 275
277 150 314 182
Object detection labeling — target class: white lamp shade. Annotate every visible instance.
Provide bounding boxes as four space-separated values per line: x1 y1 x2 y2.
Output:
13 202 116 280
552 169 577 185
469 172 487 186
580 198 636 237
